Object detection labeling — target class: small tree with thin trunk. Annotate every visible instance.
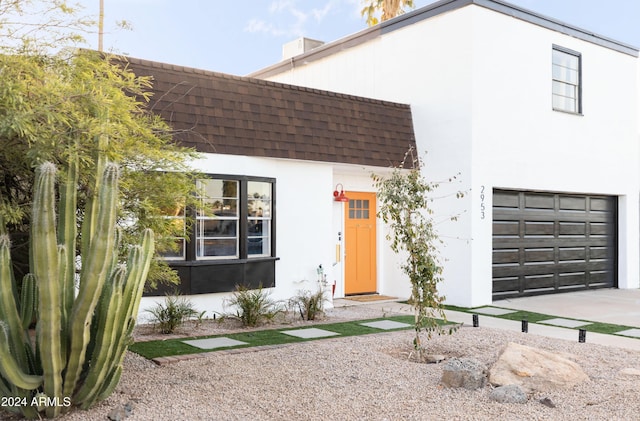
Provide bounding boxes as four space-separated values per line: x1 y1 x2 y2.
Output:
372 150 457 359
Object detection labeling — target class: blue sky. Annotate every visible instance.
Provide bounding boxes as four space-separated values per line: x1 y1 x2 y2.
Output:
83 0 640 76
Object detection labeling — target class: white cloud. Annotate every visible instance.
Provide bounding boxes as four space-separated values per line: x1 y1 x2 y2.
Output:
311 2 334 22
269 0 296 14
245 0 339 38
243 18 285 36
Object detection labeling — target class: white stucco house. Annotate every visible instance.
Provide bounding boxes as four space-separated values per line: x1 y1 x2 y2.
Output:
250 0 640 307
131 0 639 318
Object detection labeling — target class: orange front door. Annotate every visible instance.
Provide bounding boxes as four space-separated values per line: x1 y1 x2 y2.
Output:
344 192 377 295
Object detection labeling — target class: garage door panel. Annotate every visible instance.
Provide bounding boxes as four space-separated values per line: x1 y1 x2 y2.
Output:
493 220 519 237
590 223 609 236
492 277 519 294
588 271 611 286
523 274 555 290
493 191 520 208
524 221 554 236
558 222 585 236
493 249 519 264
558 272 587 286
590 197 613 212
590 247 609 260
558 247 586 261
559 196 586 210
524 248 554 262
492 189 617 299
524 193 554 210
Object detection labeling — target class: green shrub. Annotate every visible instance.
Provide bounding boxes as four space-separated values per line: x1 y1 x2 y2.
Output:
294 287 326 321
226 284 282 327
146 294 199 334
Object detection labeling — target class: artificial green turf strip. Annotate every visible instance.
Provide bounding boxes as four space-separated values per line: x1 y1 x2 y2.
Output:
444 305 637 335
575 322 636 335
129 315 419 360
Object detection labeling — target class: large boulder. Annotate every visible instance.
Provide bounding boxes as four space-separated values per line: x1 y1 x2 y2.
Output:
488 342 589 393
441 358 487 390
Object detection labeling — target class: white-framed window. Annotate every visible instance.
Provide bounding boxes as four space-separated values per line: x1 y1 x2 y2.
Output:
183 176 276 261
247 181 272 258
196 179 239 259
552 45 581 114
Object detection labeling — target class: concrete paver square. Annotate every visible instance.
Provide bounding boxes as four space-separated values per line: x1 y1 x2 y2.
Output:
360 320 411 330
281 328 340 339
616 328 640 338
183 337 248 350
541 318 592 328
473 307 517 316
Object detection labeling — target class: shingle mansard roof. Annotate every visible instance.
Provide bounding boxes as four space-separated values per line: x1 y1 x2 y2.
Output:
124 56 416 169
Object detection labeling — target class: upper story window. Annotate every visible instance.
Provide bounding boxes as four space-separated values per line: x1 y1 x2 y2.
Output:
552 45 581 114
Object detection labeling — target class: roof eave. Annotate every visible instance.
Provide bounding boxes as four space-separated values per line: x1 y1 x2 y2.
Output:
249 0 638 79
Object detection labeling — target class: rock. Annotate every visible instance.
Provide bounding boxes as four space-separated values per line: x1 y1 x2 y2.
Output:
489 342 589 393
489 384 527 404
107 408 127 421
124 401 134 416
539 397 556 408
107 402 134 421
441 358 487 390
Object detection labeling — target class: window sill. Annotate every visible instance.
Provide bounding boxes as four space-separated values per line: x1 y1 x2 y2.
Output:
552 108 583 116
167 256 279 266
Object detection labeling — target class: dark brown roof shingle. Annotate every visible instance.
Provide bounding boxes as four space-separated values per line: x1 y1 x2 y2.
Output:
124 56 416 168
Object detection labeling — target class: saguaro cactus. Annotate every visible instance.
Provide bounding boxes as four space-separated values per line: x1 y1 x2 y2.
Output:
0 160 154 418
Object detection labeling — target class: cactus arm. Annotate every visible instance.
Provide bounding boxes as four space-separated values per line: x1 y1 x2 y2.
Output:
63 162 118 398
73 265 124 407
0 236 31 369
76 229 154 407
58 152 78 357
81 133 108 252
0 235 37 421
125 229 155 320
19 274 37 331
96 364 122 403
0 324 42 390
32 162 64 418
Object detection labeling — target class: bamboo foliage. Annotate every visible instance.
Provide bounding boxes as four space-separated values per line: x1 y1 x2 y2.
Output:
0 160 154 419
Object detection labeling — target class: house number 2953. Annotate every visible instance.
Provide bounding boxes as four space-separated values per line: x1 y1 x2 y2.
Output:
480 185 486 220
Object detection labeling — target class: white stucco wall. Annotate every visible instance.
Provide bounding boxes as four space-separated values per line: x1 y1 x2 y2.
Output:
139 154 335 321
138 156 408 321
259 4 640 306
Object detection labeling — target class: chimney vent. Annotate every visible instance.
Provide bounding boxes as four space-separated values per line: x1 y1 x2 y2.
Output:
282 37 324 60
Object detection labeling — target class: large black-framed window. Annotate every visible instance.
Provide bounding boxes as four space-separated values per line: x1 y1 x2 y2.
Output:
150 174 277 296
194 176 274 260
552 45 582 114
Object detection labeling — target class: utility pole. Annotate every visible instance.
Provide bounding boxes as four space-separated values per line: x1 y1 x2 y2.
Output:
98 0 104 51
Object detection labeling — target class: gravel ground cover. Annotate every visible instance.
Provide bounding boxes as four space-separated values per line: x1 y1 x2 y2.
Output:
3 305 640 420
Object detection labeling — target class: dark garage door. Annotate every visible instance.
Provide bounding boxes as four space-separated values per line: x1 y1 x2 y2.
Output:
492 189 617 300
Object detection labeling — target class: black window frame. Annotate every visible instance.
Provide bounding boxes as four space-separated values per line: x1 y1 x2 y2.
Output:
552 44 582 115
147 174 278 296
189 174 276 261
